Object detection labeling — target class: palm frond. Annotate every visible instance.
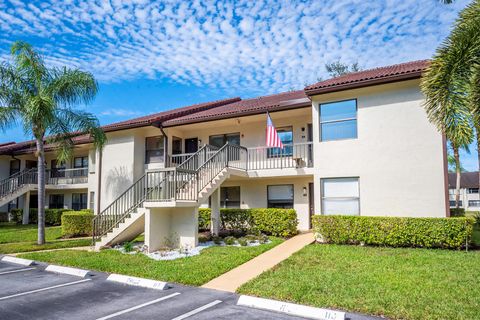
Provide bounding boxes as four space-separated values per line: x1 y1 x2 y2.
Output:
47 67 98 107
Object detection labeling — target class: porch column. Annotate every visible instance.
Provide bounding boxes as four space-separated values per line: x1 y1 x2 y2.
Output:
22 191 30 225
210 188 221 236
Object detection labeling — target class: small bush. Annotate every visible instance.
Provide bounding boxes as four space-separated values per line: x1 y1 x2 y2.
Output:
10 208 23 224
237 237 248 246
198 208 211 231
450 208 465 217
212 236 222 245
0 212 8 222
312 215 475 250
28 208 69 226
224 236 236 245
199 208 298 237
61 211 94 238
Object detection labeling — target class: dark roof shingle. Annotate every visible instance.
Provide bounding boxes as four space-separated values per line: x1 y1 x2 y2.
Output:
304 60 429 96
448 172 480 189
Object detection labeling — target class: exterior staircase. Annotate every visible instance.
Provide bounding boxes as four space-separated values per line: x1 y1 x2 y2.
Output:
93 143 248 250
0 169 37 207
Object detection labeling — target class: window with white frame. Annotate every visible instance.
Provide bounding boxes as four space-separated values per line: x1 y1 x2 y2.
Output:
321 178 359 215
72 193 88 211
267 184 294 209
320 100 357 141
468 188 479 194
267 127 293 157
468 200 480 207
220 186 240 208
145 136 165 164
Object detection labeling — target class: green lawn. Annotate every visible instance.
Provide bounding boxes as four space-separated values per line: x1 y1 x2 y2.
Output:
0 223 63 243
238 244 480 320
473 224 480 247
0 223 90 254
20 238 283 286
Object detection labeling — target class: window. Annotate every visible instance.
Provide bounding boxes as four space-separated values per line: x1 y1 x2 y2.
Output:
209 133 240 148
89 191 95 210
72 193 88 211
49 194 64 209
267 127 293 157
468 200 480 207
9 160 20 176
468 188 479 194
267 185 294 208
220 186 241 208
74 156 88 168
321 178 360 215
145 136 164 164
320 99 357 141
51 160 66 178
450 200 463 207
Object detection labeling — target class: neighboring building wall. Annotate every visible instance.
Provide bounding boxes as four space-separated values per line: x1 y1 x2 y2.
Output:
449 188 480 211
311 79 448 218
0 156 10 212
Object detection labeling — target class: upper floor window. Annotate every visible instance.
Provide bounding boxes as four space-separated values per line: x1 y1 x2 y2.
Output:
320 99 357 141
74 156 88 168
145 136 164 164
209 133 240 148
9 160 20 176
468 188 479 194
268 126 293 157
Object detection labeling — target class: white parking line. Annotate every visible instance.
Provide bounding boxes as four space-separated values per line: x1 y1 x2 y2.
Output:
171 300 223 320
0 267 36 275
95 292 181 320
0 279 91 301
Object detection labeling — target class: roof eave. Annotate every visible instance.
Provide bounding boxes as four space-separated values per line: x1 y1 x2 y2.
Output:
305 71 423 97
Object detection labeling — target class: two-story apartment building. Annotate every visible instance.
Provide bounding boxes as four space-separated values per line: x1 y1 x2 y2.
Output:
0 60 449 251
448 171 480 210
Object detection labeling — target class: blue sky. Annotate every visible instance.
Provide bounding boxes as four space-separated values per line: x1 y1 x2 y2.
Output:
0 0 476 170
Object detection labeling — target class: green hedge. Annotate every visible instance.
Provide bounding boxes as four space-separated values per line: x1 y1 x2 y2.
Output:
61 210 94 238
198 208 211 231
10 208 23 223
28 209 70 226
198 208 298 237
312 215 475 250
450 208 466 217
0 212 8 222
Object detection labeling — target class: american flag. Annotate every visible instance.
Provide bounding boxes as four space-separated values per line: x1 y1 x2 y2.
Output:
266 113 283 148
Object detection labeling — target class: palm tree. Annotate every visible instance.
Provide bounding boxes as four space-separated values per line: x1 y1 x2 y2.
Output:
0 41 106 244
421 0 480 209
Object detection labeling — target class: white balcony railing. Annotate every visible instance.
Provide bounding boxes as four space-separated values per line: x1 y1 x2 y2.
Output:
47 168 89 185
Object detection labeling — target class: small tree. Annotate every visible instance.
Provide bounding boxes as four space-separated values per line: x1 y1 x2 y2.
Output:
0 41 106 244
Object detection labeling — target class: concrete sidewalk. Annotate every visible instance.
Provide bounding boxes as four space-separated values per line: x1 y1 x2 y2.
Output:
202 232 315 292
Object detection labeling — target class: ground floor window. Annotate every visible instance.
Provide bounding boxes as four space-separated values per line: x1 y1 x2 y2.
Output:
321 177 359 215
72 193 88 211
469 200 480 207
449 200 463 207
89 191 95 210
220 186 240 208
49 194 64 209
267 184 294 208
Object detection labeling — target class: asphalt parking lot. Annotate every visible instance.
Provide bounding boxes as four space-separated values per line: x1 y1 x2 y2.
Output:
0 259 376 320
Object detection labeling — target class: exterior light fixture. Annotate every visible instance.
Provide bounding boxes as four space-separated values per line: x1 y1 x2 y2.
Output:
303 187 307 197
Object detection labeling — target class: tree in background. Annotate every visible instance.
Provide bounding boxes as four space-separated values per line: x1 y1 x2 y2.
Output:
0 41 106 244
325 61 362 78
421 0 480 209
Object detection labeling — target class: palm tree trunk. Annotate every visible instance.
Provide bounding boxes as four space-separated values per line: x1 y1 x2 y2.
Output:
36 137 46 245
477 130 480 200
453 145 461 209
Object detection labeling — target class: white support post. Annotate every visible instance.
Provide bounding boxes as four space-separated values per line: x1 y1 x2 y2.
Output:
22 191 30 225
210 188 220 236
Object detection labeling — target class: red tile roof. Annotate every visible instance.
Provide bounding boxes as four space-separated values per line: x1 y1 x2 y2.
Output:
304 60 429 96
163 90 310 127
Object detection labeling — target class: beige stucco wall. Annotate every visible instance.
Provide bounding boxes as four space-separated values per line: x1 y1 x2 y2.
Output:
311 79 448 218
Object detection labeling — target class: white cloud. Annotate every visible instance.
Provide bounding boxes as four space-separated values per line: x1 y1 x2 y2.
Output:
0 0 470 95
99 109 143 117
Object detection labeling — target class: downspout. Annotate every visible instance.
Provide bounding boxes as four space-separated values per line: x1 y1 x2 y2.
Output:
96 148 103 215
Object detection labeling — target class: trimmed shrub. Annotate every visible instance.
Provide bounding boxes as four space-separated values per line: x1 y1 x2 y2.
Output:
198 208 298 237
61 211 94 238
250 208 298 238
198 208 211 231
450 208 465 217
10 208 23 223
28 208 70 226
312 215 475 250
0 212 8 222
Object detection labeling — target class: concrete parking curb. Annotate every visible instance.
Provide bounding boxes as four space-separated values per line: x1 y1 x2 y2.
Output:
1 256 34 266
107 274 169 290
45 265 90 278
237 295 345 320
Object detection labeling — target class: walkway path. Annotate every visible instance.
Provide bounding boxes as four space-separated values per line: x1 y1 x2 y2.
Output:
202 231 315 292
